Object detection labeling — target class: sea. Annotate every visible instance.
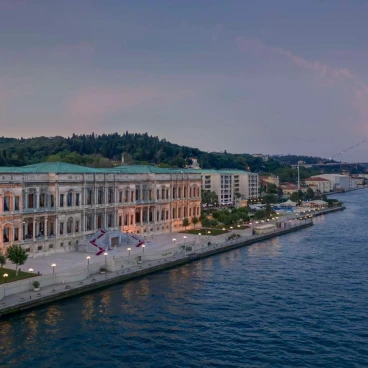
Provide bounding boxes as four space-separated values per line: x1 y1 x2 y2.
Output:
0 190 367 367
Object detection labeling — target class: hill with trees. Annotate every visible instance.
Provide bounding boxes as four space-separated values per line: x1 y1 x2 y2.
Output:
0 132 285 172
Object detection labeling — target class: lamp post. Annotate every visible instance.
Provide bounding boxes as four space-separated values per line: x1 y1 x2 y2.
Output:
104 252 108 264
183 236 187 243
127 247 131 256
29 268 33 273
142 244 145 253
207 230 211 243
51 264 56 283
172 238 176 245
3 274 8 296
86 256 90 276
230 226 233 231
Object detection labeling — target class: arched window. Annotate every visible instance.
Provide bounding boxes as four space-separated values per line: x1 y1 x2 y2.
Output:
67 190 73 207
28 189 35 209
125 189 130 202
3 192 11 212
67 217 73 234
40 189 47 208
3 225 11 243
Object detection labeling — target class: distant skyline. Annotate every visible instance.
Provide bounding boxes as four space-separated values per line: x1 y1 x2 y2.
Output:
1 0 368 161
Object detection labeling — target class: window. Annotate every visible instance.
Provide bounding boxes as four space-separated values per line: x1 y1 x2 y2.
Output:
50 194 55 207
108 188 113 204
173 187 176 199
173 208 176 219
60 242 64 247
60 222 64 235
28 193 34 208
178 188 182 198
14 196 19 211
119 216 122 227
184 187 187 198
3 227 9 242
75 220 79 233
39 193 45 207
67 192 72 207
119 191 123 203
76 193 80 206
98 189 103 204
149 190 153 200
107 214 112 227
166 210 169 220
161 189 165 200
49 244 54 249
67 218 73 234
189 208 192 217
38 245 43 251
60 194 64 207
14 228 19 241
4 195 10 212
166 189 169 199
131 192 134 202
86 216 92 231
178 208 182 218
87 189 92 205
157 189 160 200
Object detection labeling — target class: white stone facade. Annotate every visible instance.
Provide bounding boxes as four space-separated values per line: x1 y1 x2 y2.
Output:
0 165 201 257
200 169 259 204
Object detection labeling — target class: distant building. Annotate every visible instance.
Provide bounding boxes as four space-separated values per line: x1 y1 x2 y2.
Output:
313 174 357 191
304 177 333 193
259 174 280 187
199 169 259 205
280 183 299 196
252 153 269 161
186 157 200 170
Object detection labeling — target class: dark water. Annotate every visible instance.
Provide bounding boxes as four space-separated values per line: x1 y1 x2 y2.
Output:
1 191 368 368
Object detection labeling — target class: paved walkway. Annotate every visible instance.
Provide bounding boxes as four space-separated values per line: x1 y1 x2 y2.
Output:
3 228 253 275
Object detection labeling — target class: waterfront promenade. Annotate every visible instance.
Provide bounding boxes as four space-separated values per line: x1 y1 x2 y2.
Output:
0 206 343 316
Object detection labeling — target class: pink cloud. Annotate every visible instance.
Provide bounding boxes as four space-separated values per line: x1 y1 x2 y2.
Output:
236 36 368 135
66 85 195 119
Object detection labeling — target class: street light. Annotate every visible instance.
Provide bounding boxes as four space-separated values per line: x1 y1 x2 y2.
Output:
104 252 108 264
52 264 56 273
183 236 187 243
29 268 33 273
3 273 8 284
172 238 176 244
127 247 131 256
230 226 233 230
142 244 145 253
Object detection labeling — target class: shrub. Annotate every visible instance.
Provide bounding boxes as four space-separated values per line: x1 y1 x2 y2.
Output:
32 280 40 288
100 267 106 272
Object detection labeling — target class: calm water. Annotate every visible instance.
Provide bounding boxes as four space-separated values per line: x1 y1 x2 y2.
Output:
1 191 368 368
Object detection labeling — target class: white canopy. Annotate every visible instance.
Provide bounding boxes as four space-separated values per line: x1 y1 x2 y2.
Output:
279 199 297 207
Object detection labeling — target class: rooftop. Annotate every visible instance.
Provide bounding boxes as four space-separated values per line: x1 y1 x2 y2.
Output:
305 177 331 182
0 162 200 175
198 169 252 175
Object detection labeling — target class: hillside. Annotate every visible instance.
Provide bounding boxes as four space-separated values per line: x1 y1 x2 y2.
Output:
0 132 285 172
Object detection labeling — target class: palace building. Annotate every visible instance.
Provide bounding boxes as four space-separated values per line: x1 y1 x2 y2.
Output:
0 162 201 257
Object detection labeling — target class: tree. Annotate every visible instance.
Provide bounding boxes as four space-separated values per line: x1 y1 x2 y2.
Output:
304 187 315 200
201 217 211 228
201 190 218 207
6 245 28 276
263 194 277 204
192 216 199 228
182 218 190 230
0 253 6 268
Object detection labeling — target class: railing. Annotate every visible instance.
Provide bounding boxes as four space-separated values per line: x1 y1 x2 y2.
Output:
0 220 312 302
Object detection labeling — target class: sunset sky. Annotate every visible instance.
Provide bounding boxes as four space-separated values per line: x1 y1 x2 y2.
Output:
1 0 368 161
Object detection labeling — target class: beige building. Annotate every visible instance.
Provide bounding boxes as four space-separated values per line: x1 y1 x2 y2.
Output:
0 162 201 257
260 174 280 187
199 169 259 205
304 177 333 193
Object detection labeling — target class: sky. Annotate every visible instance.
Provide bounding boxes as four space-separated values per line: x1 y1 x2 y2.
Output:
1 0 368 161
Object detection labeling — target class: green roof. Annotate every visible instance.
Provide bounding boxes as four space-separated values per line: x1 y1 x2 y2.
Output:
0 162 200 175
198 169 251 175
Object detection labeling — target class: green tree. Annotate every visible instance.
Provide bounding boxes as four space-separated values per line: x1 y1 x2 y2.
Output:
201 217 211 228
304 187 315 200
192 216 199 229
6 245 28 276
201 190 218 207
182 218 190 230
263 194 277 204
0 253 6 268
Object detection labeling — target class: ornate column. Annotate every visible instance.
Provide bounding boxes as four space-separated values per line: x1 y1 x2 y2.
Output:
45 217 48 240
32 217 36 241
55 217 58 236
